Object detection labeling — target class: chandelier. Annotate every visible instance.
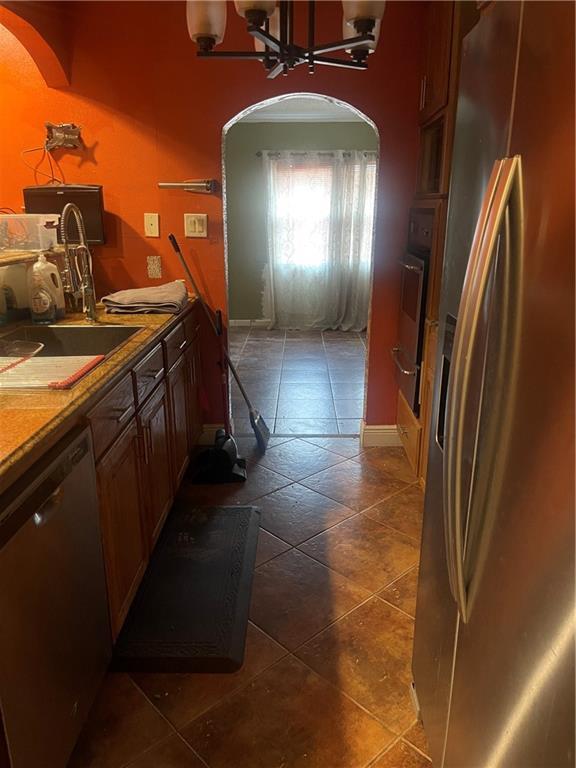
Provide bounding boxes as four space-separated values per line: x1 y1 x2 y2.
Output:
186 1 385 79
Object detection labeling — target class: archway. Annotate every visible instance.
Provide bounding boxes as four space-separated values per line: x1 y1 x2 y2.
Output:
0 4 69 88
222 93 379 439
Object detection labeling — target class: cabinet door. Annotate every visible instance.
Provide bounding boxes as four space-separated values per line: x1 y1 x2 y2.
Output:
139 381 173 548
167 354 190 489
185 337 202 449
419 1 454 123
96 420 148 639
397 390 422 473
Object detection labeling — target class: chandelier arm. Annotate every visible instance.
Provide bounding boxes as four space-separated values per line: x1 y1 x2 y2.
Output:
311 33 374 56
248 25 283 53
266 59 286 79
197 50 271 60
311 55 369 70
308 0 315 73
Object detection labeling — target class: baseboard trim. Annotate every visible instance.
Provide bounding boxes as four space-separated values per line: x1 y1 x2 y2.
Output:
198 423 226 445
361 421 401 448
229 319 271 328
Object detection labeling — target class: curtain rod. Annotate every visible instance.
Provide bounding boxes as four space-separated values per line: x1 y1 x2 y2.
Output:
255 150 377 157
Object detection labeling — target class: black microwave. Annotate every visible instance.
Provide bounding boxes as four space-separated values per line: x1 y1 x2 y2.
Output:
23 184 105 244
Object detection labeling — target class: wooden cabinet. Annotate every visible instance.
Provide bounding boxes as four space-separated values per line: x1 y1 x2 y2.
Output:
419 1 454 123
138 381 172 548
417 320 439 483
185 331 202 449
88 372 135 460
132 343 164 408
96 420 147 639
90 305 203 637
397 390 422 473
167 353 191 489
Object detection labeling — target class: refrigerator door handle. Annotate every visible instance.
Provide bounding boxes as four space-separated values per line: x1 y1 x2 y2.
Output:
444 158 522 622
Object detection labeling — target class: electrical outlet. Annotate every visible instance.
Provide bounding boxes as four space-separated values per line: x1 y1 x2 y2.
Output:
144 212 160 237
147 254 162 279
184 213 208 238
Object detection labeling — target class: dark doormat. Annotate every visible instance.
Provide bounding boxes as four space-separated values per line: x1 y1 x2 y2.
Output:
112 504 260 673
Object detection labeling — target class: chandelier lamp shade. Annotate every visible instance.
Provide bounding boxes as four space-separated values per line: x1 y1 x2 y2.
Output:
186 0 386 78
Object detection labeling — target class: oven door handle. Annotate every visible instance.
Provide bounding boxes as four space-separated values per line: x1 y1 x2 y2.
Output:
398 259 423 273
391 347 418 376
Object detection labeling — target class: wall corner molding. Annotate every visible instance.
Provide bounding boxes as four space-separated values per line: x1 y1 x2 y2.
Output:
360 421 401 448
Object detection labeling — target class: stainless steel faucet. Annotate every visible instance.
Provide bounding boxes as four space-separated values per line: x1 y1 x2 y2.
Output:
59 203 98 322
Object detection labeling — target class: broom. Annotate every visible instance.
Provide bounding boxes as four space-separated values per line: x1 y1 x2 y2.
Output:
168 234 270 454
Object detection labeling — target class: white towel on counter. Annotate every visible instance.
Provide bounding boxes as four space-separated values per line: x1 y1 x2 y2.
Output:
102 280 188 314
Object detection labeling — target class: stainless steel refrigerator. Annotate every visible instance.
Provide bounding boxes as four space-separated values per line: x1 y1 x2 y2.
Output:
412 3 575 766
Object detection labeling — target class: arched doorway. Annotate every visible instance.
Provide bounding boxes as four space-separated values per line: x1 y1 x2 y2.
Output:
222 93 379 439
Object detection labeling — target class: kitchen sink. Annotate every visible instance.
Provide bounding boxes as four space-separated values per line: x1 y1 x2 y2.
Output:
0 324 142 358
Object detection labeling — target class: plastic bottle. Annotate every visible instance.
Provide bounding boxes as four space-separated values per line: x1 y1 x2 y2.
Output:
28 254 65 324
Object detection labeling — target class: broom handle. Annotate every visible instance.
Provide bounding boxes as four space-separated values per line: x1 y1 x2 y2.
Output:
168 234 255 410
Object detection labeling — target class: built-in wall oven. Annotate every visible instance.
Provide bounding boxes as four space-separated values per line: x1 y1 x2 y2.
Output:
392 207 433 414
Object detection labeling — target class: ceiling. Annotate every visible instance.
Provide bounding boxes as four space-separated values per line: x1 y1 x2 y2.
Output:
238 95 366 123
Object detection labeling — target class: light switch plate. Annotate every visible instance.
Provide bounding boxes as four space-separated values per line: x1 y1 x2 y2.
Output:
184 213 208 238
144 212 160 238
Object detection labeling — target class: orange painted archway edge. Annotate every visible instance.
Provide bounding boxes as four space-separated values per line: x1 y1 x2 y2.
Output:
0 5 69 88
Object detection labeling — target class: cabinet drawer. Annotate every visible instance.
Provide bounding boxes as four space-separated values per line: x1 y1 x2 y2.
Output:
133 343 164 407
88 373 135 460
163 322 187 371
397 390 422 473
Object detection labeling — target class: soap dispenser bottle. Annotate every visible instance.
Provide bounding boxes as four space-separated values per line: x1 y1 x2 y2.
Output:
28 254 61 324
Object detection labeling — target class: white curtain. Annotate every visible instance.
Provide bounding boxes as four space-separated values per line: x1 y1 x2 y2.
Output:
263 150 377 331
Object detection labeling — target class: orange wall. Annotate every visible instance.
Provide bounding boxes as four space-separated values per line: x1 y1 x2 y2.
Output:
0 0 424 426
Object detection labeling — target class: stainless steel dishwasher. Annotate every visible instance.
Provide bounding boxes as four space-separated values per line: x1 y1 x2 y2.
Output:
0 428 111 768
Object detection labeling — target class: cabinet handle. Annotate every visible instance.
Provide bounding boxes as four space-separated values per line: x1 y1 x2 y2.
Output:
144 423 153 459
33 486 63 526
145 368 163 381
391 347 418 376
399 259 423 273
178 340 187 350
114 405 133 425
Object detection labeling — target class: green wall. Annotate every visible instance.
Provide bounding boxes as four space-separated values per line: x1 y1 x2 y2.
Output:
225 121 378 321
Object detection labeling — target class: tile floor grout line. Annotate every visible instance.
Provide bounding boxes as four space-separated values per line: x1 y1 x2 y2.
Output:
127 625 292 749
258 501 358 550
399 737 433 762
172 644 293 735
374 594 418 622
122 676 211 768
286 590 379 653
364 720 432 767
361 514 423 545
293 531 418 602
292 651 410 739
365 735 403 767
121 731 211 768
300 436 365 459
360 479 421 513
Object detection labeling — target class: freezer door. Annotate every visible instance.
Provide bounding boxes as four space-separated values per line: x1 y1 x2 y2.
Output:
411 4 522 765
443 3 575 766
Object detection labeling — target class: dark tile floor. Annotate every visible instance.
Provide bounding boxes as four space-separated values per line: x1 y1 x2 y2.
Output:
229 328 367 436
70 440 431 768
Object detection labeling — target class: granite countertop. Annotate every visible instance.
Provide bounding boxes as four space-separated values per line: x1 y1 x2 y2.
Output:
0 302 195 494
